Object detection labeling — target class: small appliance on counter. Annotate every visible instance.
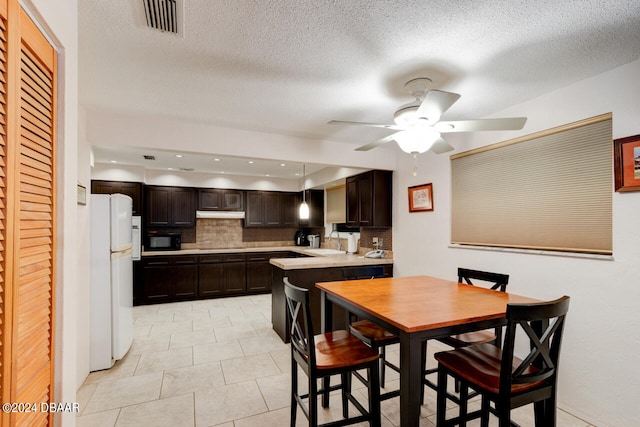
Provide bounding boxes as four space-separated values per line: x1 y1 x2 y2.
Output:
145 232 182 251
307 234 320 248
294 229 308 246
346 233 359 254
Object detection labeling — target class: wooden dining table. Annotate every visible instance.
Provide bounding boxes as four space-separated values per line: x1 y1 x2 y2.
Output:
317 275 539 427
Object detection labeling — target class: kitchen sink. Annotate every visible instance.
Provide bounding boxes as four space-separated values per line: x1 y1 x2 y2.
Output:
305 248 347 256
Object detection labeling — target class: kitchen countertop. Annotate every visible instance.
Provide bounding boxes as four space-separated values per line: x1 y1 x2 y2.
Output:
141 246 393 270
141 246 303 257
269 252 393 270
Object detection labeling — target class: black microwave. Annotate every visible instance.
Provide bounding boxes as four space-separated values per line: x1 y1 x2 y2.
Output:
146 233 181 251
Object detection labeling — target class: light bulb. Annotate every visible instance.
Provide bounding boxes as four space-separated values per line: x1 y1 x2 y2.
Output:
299 201 309 220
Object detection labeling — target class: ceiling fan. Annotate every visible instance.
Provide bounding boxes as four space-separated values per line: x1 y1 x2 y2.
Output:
329 78 527 155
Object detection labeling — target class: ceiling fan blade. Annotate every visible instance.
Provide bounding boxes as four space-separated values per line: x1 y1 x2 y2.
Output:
437 117 527 133
429 137 454 154
416 90 461 122
355 134 397 151
328 120 403 131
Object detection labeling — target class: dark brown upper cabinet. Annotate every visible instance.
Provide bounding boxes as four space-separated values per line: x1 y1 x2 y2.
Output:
346 170 392 228
198 188 244 211
91 180 143 215
245 191 301 227
144 185 196 228
280 192 301 227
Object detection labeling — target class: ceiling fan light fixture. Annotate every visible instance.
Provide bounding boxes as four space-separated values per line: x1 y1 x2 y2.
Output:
393 104 439 128
394 128 441 154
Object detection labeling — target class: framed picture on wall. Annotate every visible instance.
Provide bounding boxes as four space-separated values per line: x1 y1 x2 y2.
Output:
408 183 433 212
614 134 640 192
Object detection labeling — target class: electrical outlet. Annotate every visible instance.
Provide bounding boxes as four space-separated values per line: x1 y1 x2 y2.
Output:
372 237 379 247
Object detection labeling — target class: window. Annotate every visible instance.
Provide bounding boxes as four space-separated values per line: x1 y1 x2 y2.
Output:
451 113 612 255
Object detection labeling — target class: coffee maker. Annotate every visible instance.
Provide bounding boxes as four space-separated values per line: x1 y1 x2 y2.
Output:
294 229 308 246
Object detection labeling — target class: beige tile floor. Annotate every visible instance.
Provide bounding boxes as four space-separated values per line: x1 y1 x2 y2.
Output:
77 294 594 426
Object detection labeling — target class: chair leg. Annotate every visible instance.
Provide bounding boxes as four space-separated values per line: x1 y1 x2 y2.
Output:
480 395 490 427
290 356 298 427
459 382 468 427
309 375 319 427
496 399 511 427
322 376 330 408
368 363 382 427
534 396 556 427
436 367 447 426
341 372 349 419
379 346 386 388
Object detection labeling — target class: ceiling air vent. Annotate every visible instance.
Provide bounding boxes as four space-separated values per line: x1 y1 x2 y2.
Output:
143 155 156 160
143 0 182 35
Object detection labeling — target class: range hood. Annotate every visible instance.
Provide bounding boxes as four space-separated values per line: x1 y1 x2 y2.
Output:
196 211 245 219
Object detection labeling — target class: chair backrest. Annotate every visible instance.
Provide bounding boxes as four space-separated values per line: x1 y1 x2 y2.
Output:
500 296 570 396
458 267 509 292
283 277 316 370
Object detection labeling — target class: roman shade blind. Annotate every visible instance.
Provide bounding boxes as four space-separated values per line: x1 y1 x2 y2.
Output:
451 113 612 255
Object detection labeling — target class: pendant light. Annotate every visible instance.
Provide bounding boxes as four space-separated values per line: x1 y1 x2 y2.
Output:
299 164 310 220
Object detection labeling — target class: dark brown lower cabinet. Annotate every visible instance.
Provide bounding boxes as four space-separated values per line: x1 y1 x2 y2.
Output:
246 252 280 292
198 262 224 297
198 254 246 297
222 254 247 295
141 251 299 304
142 256 198 303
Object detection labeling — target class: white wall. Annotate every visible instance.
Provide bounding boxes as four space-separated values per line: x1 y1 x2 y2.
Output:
25 0 80 426
393 59 640 427
86 111 397 172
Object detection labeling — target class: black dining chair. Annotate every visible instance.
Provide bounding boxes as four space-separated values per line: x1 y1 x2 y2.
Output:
343 267 400 400
284 278 382 427
435 295 570 427
422 268 510 402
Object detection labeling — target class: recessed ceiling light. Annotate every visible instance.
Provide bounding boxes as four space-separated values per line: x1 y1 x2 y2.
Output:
175 154 183 158
110 160 117 163
213 158 220 162
280 163 286 167
265 174 270 177
248 160 255 164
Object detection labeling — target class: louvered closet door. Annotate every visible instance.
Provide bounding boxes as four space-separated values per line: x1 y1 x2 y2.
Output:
0 0 8 421
9 8 56 427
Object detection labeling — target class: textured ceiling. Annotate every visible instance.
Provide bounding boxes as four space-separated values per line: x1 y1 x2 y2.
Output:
79 0 640 176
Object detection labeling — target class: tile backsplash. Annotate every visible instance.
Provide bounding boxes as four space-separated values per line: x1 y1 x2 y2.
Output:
179 219 391 252
183 219 312 249
192 219 244 248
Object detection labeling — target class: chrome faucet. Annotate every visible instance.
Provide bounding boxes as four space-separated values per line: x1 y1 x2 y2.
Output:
329 230 342 251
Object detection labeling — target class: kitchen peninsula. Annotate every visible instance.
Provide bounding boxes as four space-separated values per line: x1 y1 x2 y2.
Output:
269 251 393 342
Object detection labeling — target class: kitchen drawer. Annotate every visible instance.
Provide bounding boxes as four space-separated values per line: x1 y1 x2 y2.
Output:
199 253 247 263
143 257 172 267
173 256 198 265
199 254 225 264
143 255 197 266
224 253 246 263
246 252 270 262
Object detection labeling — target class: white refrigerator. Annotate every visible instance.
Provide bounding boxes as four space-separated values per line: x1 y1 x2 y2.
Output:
90 193 134 371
